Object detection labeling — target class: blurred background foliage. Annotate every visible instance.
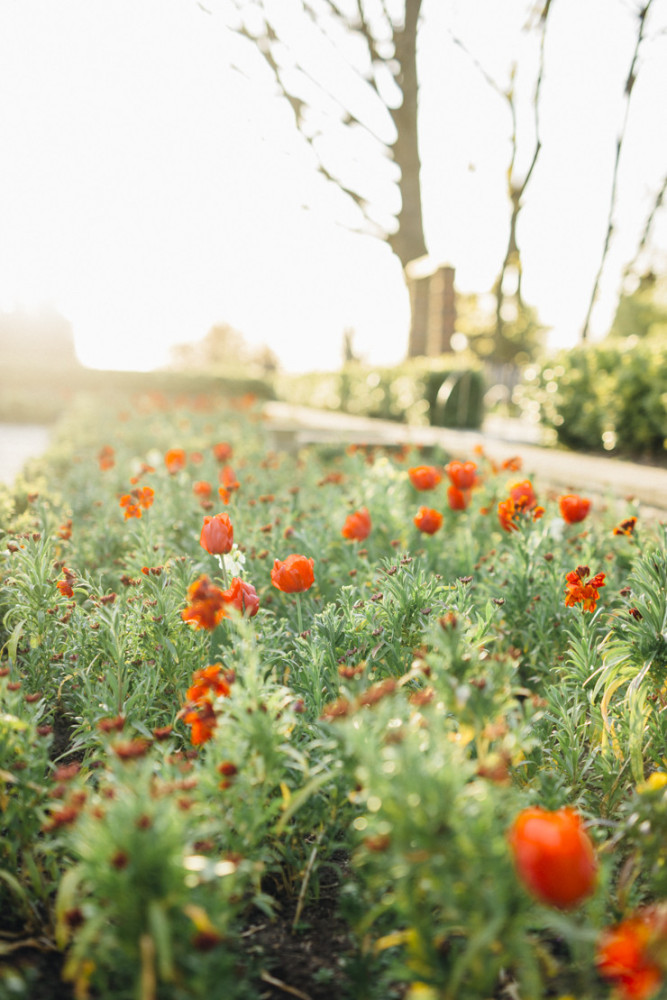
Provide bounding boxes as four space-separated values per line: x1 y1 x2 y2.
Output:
2 272 666 458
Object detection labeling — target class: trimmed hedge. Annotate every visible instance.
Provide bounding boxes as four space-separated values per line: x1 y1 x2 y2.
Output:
515 334 667 458
277 357 485 429
0 365 275 424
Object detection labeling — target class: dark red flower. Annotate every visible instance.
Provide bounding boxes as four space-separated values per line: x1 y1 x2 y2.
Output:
182 575 227 630
614 516 638 536
564 565 606 613
182 701 218 746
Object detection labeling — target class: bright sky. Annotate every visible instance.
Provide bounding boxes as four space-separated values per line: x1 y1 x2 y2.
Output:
1 0 666 372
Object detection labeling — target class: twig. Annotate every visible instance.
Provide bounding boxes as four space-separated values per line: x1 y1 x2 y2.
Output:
292 836 321 931
581 1 655 340
622 170 667 283
259 971 313 1000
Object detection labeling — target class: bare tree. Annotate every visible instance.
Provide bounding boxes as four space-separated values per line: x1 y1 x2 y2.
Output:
212 0 427 269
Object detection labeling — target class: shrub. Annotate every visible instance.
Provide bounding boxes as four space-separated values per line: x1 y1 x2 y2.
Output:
516 334 667 457
278 356 485 429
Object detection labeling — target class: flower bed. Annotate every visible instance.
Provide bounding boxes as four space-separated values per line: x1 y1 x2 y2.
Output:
1 391 666 999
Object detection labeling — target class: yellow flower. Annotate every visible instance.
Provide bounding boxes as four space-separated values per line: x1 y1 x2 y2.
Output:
637 771 667 794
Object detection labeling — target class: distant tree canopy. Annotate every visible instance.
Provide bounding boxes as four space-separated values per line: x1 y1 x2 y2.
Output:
610 272 667 341
0 307 79 372
169 323 280 375
454 291 546 368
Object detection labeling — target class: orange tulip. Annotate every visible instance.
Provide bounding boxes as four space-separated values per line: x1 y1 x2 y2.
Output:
408 465 442 491
200 513 234 555
445 460 476 490
342 507 372 541
270 554 315 593
559 494 591 524
193 481 212 499
219 466 240 491
164 448 186 474
509 480 537 509
414 506 443 535
446 485 470 511
213 441 233 463
509 806 597 909
220 577 260 618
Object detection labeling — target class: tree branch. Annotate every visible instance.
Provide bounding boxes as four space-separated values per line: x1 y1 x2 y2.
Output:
622 171 667 283
581 0 655 340
453 5 551 340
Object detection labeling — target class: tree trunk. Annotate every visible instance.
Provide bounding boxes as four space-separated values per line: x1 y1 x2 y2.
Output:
389 0 427 269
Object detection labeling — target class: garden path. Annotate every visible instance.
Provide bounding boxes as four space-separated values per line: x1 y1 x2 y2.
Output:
0 409 664 519
263 402 667 518
0 423 53 486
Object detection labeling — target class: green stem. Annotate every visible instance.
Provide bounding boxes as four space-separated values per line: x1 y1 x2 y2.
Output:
218 555 229 589
295 592 303 635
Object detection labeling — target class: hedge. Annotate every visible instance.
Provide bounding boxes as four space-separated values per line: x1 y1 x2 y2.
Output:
277 357 485 429
515 334 667 458
0 365 275 424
